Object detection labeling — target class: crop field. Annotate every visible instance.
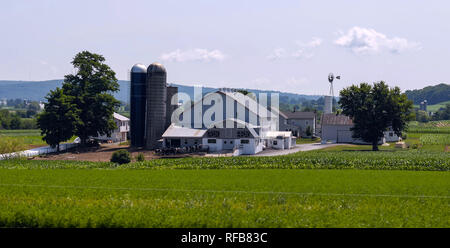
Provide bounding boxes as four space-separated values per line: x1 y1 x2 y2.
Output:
407 120 450 134
0 129 76 151
0 167 448 228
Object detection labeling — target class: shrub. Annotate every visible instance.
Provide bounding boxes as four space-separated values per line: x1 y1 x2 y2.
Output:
110 150 131 164
135 153 145 162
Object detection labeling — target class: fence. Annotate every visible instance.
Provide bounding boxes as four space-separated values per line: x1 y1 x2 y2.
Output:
0 143 78 160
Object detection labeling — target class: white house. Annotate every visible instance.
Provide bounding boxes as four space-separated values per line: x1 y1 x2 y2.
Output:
93 113 130 143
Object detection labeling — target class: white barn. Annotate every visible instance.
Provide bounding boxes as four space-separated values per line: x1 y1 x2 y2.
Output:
161 90 295 155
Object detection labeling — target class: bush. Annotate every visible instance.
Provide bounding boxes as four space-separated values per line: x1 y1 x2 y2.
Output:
110 150 131 164
135 153 145 162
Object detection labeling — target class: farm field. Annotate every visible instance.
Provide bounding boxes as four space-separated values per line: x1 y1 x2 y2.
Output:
0 129 76 151
414 100 450 113
0 167 448 228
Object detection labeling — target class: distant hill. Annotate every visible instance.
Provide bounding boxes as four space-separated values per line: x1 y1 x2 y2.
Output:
405 83 450 105
0 80 322 105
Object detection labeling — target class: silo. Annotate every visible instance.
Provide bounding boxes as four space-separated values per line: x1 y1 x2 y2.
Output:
324 95 333 114
130 64 147 147
166 85 178 129
146 63 167 149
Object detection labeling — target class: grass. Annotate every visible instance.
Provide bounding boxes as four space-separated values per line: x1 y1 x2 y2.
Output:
0 129 76 151
414 100 450 113
0 168 448 227
296 137 321 144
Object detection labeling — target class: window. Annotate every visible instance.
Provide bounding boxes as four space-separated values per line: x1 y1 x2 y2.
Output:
241 139 249 144
273 140 278 145
230 141 233 144
389 132 393 137
208 139 216 144
224 141 227 144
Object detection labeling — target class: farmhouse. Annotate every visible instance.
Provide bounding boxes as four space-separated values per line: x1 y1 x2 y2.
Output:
93 113 130 143
320 113 400 144
280 111 316 137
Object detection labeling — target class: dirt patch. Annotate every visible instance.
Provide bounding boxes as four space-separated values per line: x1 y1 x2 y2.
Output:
32 143 158 162
32 143 206 162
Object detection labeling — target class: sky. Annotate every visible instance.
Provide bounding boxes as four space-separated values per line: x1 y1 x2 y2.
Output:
0 0 449 95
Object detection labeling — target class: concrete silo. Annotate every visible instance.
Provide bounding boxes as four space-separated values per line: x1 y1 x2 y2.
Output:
130 64 147 147
145 63 167 149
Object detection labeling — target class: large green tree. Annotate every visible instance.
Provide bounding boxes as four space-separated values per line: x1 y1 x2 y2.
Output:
62 51 120 145
37 88 78 152
339 81 414 151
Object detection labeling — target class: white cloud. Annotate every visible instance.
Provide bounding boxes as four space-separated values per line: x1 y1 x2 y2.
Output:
268 37 322 60
296 37 322 48
160 49 226 62
267 48 287 60
335 27 421 54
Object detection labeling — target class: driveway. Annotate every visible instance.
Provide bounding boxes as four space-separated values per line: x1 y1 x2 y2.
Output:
253 143 342 157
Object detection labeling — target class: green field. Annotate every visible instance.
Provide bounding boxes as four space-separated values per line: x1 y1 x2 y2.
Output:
0 151 449 228
0 129 76 151
0 168 448 228
414 100 450 113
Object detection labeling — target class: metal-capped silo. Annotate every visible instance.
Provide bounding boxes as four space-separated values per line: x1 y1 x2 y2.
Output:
146 63 167 149
130 64 147 147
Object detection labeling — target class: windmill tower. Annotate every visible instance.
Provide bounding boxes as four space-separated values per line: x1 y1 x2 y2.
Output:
324 73 340 114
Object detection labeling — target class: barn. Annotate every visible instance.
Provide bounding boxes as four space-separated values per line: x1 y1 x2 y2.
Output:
320 113 399 144
161 90 296 155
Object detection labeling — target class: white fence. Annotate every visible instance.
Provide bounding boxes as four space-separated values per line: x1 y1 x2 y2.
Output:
0 143 78 160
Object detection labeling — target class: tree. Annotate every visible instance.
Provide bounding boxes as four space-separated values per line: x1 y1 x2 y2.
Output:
339 81 414 151
432 104 450 120
416 110 430 122
37 88 78 152
62 51 120 145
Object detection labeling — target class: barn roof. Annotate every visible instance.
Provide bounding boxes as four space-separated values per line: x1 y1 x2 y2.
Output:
162 124 207 138
321 113 353 126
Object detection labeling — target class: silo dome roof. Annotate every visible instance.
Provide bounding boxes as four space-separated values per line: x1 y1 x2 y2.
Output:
131 63 147 73
147 63 166 74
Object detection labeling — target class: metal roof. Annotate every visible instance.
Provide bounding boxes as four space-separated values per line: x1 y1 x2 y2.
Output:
113 112 129 121
147 63 167 74
321 113 353 126
131 64 147 73
282 111 316 119
162 124 206 138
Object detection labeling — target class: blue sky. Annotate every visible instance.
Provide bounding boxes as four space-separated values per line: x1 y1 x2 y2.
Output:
1 0 449 95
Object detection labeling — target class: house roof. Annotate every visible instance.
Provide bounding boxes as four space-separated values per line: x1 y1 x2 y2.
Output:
282 111 316 119
321 113 353 126
162 124 207 138
113 112 129 121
